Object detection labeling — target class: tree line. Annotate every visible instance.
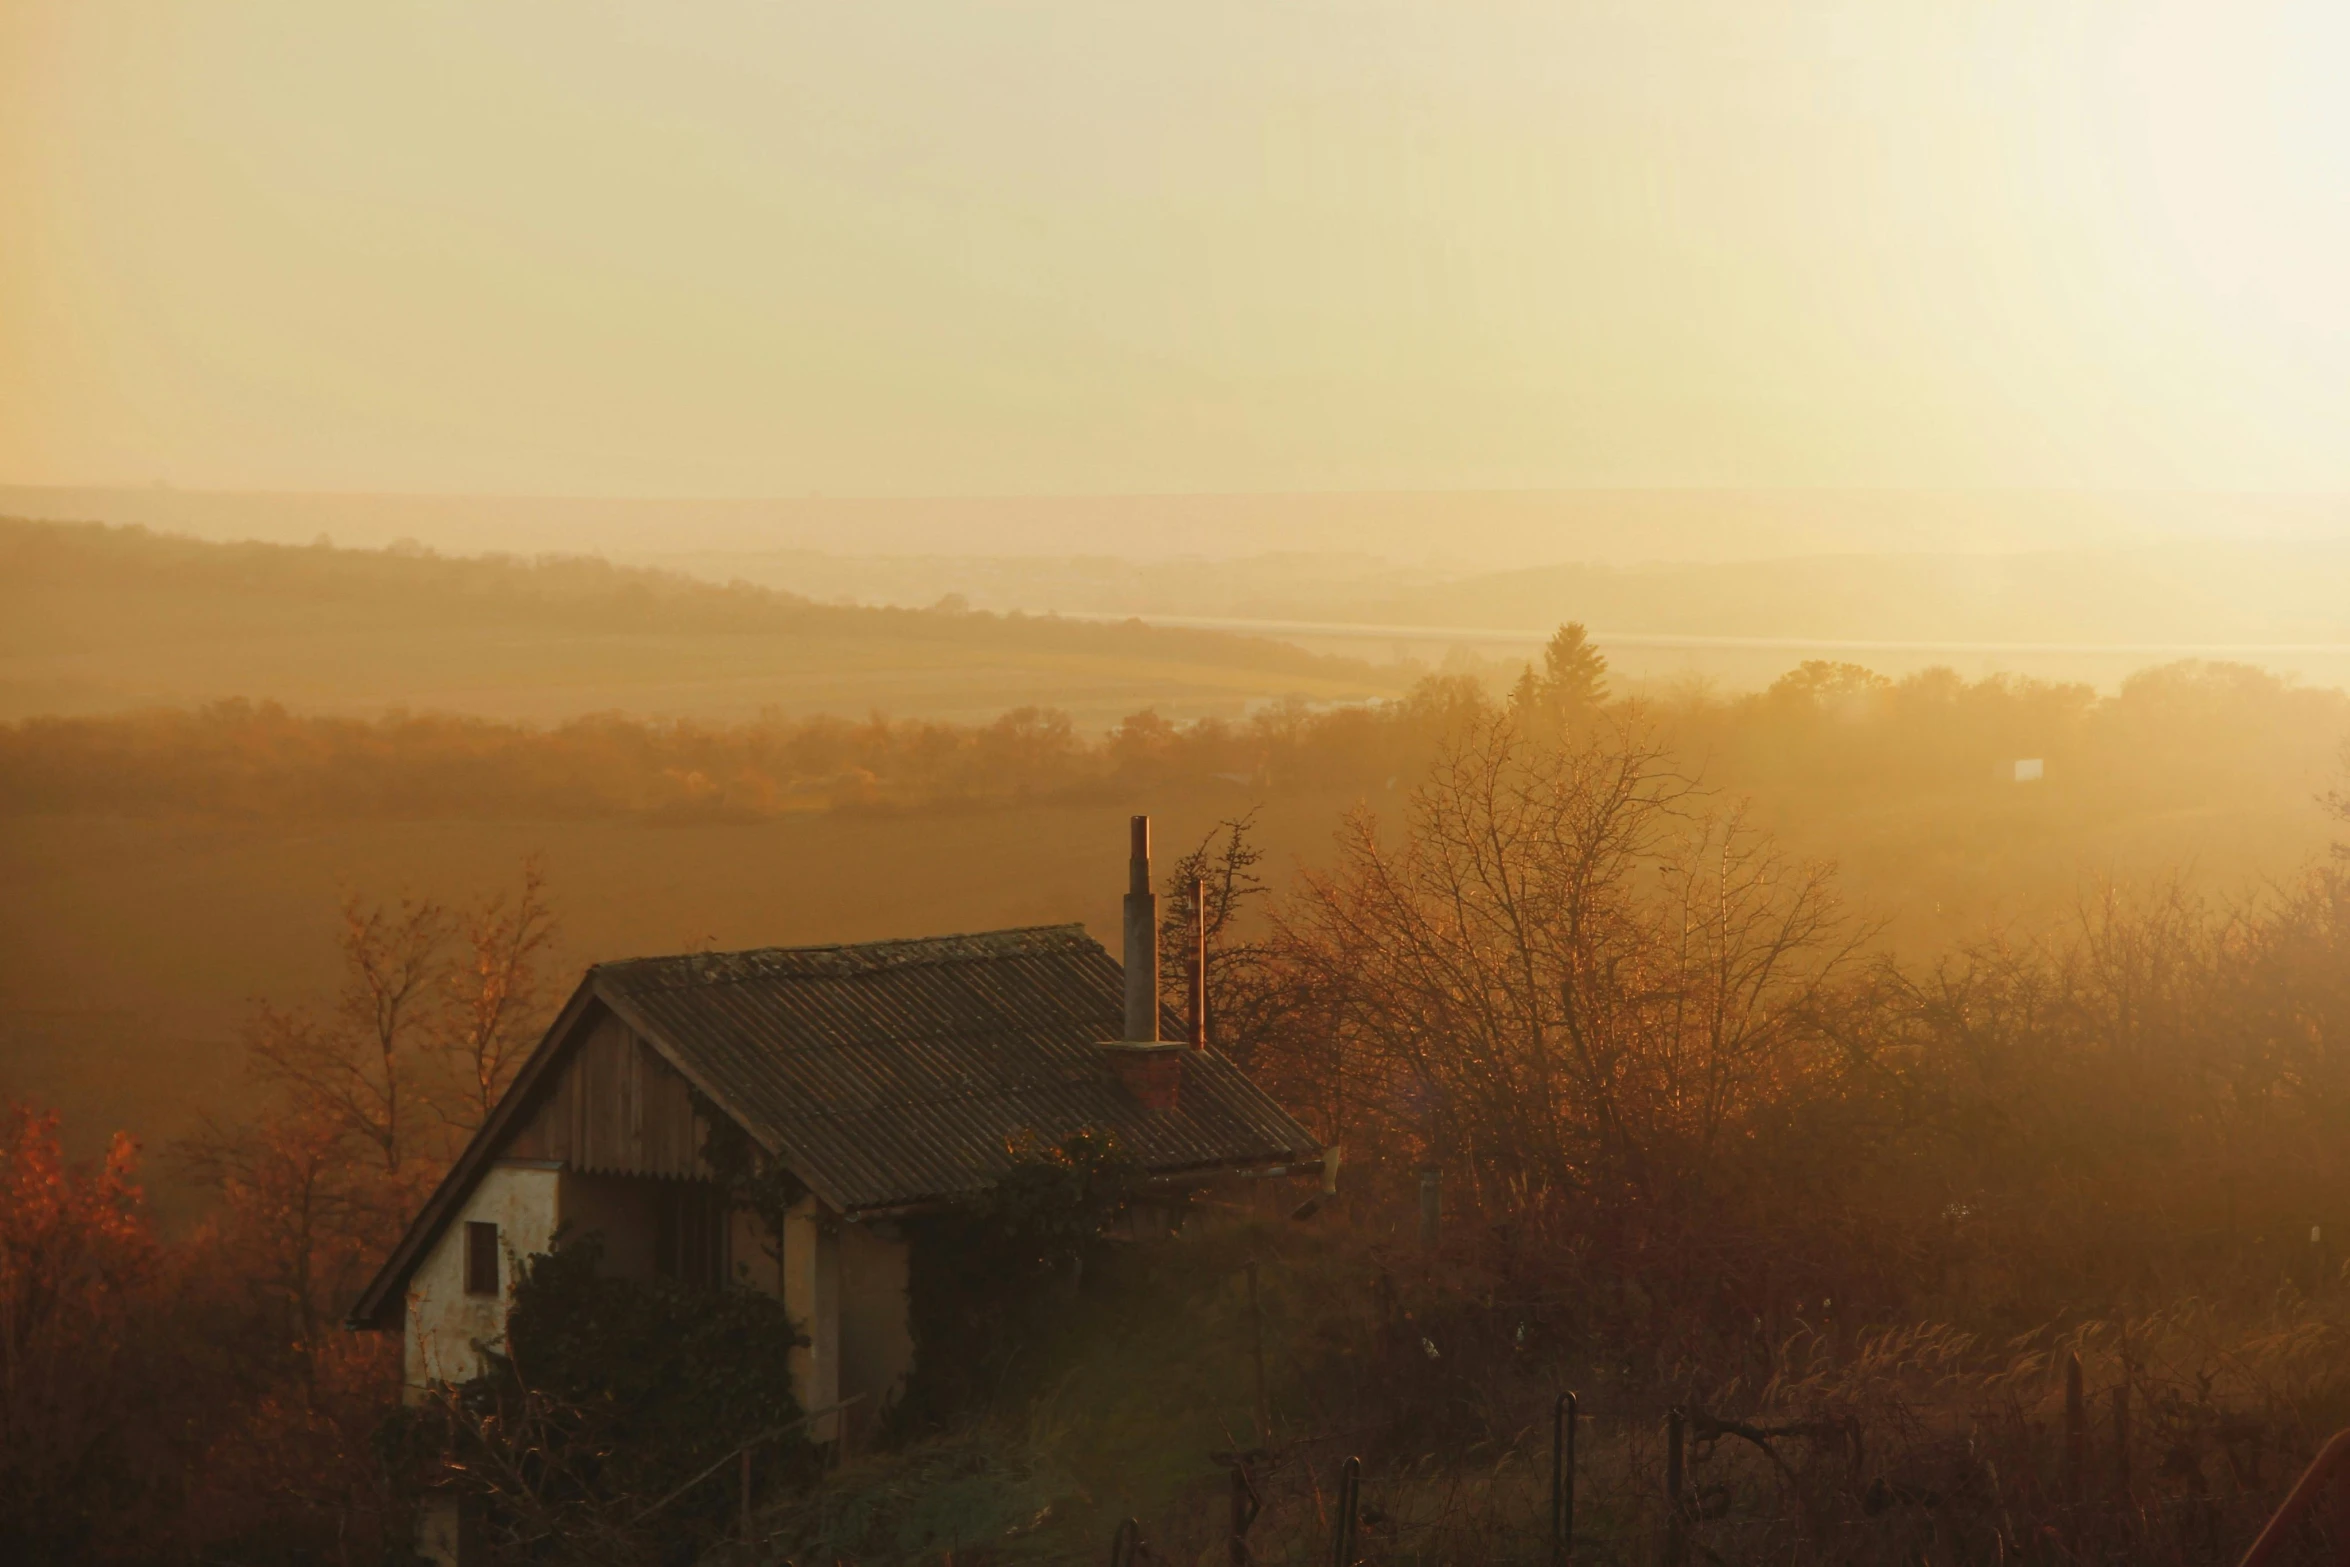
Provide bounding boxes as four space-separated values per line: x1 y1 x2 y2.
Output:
3 628 2341 826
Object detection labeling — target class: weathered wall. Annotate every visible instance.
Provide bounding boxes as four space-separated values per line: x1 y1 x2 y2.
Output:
839 1219 914 1427
782 1194 840 1439
773 1200 911 1438
505 1008 713 1179
401 1161 560 1399
402 1003 897 1442
560 1172 663 1279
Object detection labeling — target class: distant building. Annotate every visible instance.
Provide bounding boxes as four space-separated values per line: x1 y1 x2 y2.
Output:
348 820 1322 1565
2010 758 2045 783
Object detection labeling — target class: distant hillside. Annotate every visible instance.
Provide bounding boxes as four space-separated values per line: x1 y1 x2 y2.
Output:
0 518 1400 725
1353 543 2350 646
12 484 2289 567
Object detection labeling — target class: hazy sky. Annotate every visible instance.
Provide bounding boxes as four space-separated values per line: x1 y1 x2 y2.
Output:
7 2 2350 498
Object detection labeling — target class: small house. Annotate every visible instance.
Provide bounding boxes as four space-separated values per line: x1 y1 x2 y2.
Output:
350 819 1322 1552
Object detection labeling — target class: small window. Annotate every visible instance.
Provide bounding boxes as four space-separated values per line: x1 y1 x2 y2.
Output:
656 1184 728 1290
464 1221 500 1297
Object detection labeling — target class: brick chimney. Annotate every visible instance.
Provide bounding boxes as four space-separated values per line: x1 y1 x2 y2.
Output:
1123 814 1158 1044
1105 814 1182 1111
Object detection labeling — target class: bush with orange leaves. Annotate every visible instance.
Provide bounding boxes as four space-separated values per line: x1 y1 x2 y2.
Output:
0 1104 169 1560
0 861 562 1562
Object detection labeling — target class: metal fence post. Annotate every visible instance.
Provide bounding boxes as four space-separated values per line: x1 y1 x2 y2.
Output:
2112 1382 2131 1499
1664 1406 1686 1567
1247 1259 1270 1448
1333 1456 1362 1567
1550 1390 1577 1566
2064 1353 2086 1506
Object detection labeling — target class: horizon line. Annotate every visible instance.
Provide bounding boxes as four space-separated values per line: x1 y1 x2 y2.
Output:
9 480 2350 505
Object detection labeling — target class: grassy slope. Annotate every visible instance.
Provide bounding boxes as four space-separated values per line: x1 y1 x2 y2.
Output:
0 518 1400 726
764 1215 2350 1566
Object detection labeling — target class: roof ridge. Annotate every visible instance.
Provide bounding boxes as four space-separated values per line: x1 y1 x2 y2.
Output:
596 922 1099 989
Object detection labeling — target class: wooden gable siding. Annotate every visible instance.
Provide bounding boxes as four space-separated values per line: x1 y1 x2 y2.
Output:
504 1008 714 1179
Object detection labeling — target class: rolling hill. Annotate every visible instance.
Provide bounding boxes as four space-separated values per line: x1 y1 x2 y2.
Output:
0 517 1401 726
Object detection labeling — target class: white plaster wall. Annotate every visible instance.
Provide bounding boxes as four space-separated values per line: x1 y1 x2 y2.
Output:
782 1194 840 1439
402 1162 561 1401
403 1161 855 1445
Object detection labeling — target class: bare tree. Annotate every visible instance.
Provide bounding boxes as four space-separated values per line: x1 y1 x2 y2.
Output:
177 1106 389 1385
180 861 559 1382
434 857 560 1132
248 894 450 1175
1268 706 1863 1230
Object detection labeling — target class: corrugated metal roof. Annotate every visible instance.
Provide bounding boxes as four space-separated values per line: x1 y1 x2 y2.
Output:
592 924 1320 1215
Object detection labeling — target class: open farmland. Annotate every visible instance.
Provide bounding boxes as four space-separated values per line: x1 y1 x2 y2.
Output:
0 518 1399 726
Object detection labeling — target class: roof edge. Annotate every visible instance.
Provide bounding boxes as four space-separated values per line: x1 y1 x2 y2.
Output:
593 923 1099 991
345 976 605 1330
833 1126 1331 1222
583 981 859 1215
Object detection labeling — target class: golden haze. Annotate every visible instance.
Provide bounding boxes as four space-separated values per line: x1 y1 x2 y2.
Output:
7 2 2350 495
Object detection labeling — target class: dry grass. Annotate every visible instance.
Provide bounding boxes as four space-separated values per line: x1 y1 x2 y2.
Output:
738 1221 2350 1567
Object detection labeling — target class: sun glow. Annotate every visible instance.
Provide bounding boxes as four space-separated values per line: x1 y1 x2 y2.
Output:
4 2 2350 494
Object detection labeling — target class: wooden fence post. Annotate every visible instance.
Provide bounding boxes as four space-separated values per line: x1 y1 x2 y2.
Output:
1228 1460 1263 1567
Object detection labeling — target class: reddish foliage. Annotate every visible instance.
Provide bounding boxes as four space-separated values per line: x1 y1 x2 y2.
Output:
0 1105 163 1559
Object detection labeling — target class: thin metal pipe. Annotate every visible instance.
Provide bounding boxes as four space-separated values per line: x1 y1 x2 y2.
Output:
1188 874 1207 1049
2237 1428 2350 1567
